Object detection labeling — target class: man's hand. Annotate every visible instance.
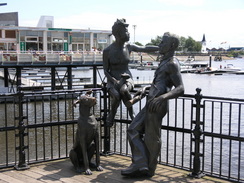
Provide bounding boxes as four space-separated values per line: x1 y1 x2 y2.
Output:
148 95 166 112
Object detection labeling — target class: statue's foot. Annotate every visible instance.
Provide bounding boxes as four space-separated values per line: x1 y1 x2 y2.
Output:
121 164 149 177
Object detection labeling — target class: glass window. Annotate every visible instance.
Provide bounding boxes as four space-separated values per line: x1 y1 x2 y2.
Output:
0 30 2 38
20 31 26 36
52 43 63 51
0 43 4 50
85 33 90 38
64 32 68 37
26 37 38 42
72 37 84 42
72 32 84 37
26 31 39 36
39 37 43 42
5 30 16 38
52 38 63 42
20 36 25 42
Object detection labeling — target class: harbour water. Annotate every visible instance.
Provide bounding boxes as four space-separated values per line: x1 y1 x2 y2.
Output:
70 58 244 98
0 58 243 98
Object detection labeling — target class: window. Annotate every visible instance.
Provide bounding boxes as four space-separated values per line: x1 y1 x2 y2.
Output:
26 37 38 42
52 38 63 42
5 30 16 38
0 30 2 38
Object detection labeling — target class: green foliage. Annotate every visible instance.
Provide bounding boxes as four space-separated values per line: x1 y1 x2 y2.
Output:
146 35 202 52
227 50 244 58
177 37 186 51
184 36 202 52
134 41 143 46
146 36 162 46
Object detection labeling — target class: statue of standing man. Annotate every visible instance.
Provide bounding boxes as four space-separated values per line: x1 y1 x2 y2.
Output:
121 32 184 177
103 18 158 127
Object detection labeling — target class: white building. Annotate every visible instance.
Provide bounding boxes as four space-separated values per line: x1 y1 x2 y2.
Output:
0 13 113 53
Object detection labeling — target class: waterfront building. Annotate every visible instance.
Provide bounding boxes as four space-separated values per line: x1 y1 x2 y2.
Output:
0 13 112 53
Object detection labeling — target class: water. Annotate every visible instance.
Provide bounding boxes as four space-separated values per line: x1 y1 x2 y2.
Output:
1 58 243 98
71 58 244 98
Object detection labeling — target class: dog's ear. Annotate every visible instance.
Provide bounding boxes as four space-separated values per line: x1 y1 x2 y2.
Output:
85 90 93 96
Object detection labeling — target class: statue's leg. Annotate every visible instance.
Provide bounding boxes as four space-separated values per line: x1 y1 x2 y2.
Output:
121 107 148 176
144 103 167 177
69 148 82 173
87 142 95 164
120 83 134 120
106 93 120 127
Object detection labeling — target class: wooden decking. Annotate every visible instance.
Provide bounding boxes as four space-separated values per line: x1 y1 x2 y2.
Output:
0 155 231 183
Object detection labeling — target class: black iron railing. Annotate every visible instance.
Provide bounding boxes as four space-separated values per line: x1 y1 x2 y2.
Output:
0 88 243 182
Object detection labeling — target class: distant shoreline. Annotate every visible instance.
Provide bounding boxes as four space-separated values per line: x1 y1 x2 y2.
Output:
176 55 233 61
141 55 234 62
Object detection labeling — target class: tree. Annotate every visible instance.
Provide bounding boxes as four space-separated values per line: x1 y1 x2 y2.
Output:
185 36 202 52
146 36 162 46
146 35 202 52
134 41 143 46
178 36 186 51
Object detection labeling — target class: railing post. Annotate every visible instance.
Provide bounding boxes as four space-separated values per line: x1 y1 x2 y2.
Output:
101 84 111 154
4 68 9 87
189 88 205 178
51 67 56 90
16 67 21 93
93 66 97 88
15 90 29 170
67 66 72 90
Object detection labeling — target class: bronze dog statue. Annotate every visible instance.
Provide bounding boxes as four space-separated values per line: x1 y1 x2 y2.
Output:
69 90 103 175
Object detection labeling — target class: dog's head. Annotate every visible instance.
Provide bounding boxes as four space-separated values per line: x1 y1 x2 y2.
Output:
78 91 96 108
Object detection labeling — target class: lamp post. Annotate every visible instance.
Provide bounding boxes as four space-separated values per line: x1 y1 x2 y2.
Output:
132 25 136 44
132 25 136 62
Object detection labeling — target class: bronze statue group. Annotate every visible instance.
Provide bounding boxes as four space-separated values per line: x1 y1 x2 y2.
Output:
70 18 184 178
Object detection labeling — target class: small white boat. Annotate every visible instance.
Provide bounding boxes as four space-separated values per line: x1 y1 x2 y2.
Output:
220 64 241 72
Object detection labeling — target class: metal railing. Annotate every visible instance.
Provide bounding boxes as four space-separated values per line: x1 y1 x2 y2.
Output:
0 52 140 65
0 88 243 182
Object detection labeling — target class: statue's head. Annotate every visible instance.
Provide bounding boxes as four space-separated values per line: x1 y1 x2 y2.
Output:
112 18 130 41
162 32 179 50
78 90 96 107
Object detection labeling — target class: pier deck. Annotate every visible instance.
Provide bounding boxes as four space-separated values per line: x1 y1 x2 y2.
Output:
0 155 231 183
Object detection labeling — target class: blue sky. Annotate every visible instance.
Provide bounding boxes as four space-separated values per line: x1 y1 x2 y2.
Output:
1 0 244 48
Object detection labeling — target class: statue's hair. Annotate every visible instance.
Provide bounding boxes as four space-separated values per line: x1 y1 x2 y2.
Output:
163 32 179 49
112 18 128 37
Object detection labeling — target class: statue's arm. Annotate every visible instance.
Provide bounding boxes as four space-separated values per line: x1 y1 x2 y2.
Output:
160 63 184 101
127 85 151 107
148 63 184 112
128 44 159 53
